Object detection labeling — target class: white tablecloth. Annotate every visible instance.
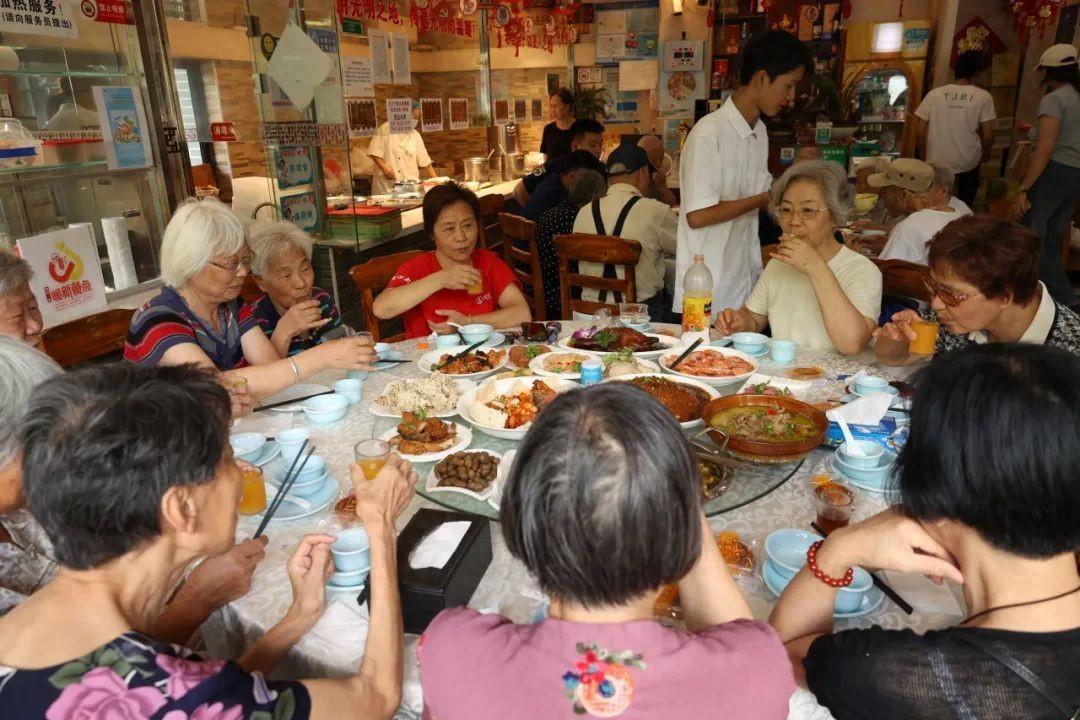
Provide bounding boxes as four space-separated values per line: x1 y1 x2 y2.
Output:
204 325 964 717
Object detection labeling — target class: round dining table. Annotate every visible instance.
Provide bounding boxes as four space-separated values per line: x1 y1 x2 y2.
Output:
204 323 965 719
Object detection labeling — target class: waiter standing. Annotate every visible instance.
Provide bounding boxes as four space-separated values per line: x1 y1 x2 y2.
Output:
367 100 437 195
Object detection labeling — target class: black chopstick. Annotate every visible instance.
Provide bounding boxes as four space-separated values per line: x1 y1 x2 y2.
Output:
887 406 911 414
253 390 335 413
810 521 913 615
433 339 485 371
667 337 703 371
374 358 411 365
254 442 310 538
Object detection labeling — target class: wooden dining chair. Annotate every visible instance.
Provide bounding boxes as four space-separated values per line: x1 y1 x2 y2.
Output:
554 233 642 317
872 258 931 303
239 275 263 304
477 194 505 253
498 212 546 321
348 250 423 342
41 308 135 368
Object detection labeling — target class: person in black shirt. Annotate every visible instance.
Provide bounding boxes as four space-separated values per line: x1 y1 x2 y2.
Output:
770 343 1080 720
514 119 605 207
519 150 606 222
540 88 575 161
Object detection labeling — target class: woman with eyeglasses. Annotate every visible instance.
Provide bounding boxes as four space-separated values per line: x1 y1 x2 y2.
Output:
715 161 883 354
125 199 377 401
875 214 1080 366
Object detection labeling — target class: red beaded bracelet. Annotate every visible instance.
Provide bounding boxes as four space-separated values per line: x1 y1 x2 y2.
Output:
806 540 854 588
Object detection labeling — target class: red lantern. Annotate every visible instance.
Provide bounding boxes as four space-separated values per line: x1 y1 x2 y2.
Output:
1009 0 1063 44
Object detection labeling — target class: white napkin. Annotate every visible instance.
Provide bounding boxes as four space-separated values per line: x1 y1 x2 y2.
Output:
302 596 369 650
408 521 470 569
827 393 893 426
742 373 813 399
880 571 965 617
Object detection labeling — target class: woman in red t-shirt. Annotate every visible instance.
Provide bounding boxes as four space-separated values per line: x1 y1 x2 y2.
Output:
374 183 531 338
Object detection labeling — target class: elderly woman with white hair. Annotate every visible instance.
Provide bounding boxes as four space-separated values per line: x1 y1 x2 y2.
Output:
125 199 374 398
0 250 43 346
715 160 883 354
245 220 342 357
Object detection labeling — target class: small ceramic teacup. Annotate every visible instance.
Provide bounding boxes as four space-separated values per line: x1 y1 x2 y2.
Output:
837 440 885 469
332 378 363 404
835 567 873 613
328 565 371 589
331 526 371 572
459 323 493 345
436 333 462 349
770 339 796 364
730 332 768 355
229 432 266 463
853 374 889 396
277 428 311 463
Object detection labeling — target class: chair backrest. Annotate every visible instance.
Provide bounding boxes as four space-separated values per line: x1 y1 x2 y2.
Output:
498 212 546 321
41 308 136 368
873 258 931 303
348 250 424 342
477 194 505 253
239 275 263 304
554 233 642 317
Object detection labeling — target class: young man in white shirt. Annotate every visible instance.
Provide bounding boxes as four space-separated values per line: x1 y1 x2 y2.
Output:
914 50 996 207
674 31 813 320
875 158 972 265
366 103 437 195
573 144 678 322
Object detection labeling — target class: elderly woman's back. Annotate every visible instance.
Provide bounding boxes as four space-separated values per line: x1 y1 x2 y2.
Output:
419 384 794 719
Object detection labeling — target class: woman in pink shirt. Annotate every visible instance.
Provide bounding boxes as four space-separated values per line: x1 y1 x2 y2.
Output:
419 384 794 719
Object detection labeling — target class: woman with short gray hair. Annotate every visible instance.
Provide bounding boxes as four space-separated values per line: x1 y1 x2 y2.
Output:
245 221 343 357
0 250 43 346
125 198 374 400
715 160 882 354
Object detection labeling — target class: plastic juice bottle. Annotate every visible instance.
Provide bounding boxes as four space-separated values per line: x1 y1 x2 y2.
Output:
681 255 713 337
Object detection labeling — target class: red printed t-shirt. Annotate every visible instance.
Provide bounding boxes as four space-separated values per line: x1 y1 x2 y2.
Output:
387 249 519 339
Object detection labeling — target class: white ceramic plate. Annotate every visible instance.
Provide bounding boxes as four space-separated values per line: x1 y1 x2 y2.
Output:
557 332 683 359
528 351 594 379
251 441 281 468
263 383 333 413
659 346 759 387
418 345 508 381
601 373 720 430
369 378 477 419
252 473 339 522
378 423 472 463
456 377 579 440
487 449 516 511
424 449 505 502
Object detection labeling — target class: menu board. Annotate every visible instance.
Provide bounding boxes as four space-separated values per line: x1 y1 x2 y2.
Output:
513 99 528 123
449 98 469 130
596 5 659 62
387 98 413 134
347 99 378 137
493 99 510 126
421 98 443 132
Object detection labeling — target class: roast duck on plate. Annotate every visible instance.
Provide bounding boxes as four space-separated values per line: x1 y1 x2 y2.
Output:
617 376 710 423
569 327 660 352
392 412 457 454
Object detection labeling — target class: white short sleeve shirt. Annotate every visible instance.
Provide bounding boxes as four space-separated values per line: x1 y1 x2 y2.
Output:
878 197 973 265
673 99 772 317
367 122 432 195
914 84 996 174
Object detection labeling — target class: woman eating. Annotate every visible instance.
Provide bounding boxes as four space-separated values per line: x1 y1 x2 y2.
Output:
770 343 1080 718
0 363 417 720
420 384 794 718
714 160 882 354
0 250 43 347
541 88 575 161
125 198 375 398
373 183 531 338
875 214 1080 365
246 220 343 357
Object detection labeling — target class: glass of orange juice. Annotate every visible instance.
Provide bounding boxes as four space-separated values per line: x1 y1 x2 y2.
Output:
466 265 483 295
239 466 267 515
354 439 391 481
909 320 939 356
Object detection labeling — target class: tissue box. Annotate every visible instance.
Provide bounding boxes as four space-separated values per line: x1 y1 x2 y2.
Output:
397 509 492 634
824 417 906 452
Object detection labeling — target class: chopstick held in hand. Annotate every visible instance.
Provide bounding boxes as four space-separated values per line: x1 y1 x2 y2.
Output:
254 443 313 538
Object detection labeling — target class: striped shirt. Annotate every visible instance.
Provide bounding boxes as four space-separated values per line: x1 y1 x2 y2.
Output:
244 287 342 356
124 286 257 369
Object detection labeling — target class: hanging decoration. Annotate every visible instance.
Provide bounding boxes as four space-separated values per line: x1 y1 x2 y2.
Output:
950 16 1007 68
1009 0 1067 44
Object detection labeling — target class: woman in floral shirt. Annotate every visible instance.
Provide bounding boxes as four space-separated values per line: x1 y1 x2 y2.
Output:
0 363 417 720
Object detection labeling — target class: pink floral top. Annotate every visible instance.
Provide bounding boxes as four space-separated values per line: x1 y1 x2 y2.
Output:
419 608 795 719
0 632 310 720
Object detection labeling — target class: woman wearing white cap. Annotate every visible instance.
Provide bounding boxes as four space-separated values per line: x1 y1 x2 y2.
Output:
1013 43 1080 307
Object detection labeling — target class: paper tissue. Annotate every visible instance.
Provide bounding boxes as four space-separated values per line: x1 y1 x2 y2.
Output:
396 509 492 634
824 391 905 451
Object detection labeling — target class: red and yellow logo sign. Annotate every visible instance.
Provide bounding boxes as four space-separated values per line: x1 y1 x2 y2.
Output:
47 242 85 284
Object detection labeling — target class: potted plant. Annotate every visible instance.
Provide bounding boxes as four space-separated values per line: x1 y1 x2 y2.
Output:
572 85 611 121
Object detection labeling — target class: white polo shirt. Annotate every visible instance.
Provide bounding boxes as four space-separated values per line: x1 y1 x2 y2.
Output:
914 83 996 174
673 99 773 317
878 197 972 265
367 122 432 195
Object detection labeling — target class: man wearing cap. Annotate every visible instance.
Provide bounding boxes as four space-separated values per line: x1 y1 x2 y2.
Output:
572 144 678 322
1013 43 1080 306
367 101 437 195
871 158 972 265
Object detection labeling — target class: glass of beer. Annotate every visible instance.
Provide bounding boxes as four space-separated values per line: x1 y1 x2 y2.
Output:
238 466 267 515
354 439 391 481
909 320 939 356
813 481 856 535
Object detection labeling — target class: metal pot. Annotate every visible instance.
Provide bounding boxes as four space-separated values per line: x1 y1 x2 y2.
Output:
505 152 526 180
463 157 489 183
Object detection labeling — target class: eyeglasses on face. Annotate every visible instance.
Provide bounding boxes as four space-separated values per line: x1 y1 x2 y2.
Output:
210 255 253 275
922 277 981 307
778 207 828 221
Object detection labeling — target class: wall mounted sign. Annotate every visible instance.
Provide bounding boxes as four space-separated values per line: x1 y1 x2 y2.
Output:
347 98 378 137
92 85 151 170
17 225 106 327
0 0 78 38
210 121 238 142
343 57 374 97
274 145 315 189
420 98 443 132
449 98 469 130
387 98 413 134
80 0 133 25
280 192 319 233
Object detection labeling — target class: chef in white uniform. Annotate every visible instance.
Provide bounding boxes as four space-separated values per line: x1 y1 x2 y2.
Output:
367 100 436 195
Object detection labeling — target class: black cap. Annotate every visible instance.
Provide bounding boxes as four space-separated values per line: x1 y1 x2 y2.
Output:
605 144 654 175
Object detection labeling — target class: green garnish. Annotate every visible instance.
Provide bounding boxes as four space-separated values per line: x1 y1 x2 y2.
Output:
571 362 583 373
525 344 543 360
593 329 615 349
416 407 427 420
602 347 635 366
